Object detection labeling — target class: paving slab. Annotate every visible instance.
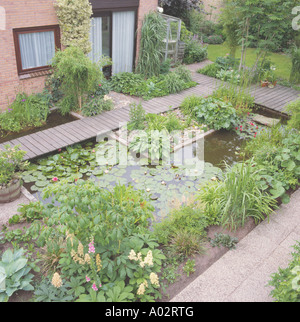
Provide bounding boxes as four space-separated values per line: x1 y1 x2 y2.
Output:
171 189 300 302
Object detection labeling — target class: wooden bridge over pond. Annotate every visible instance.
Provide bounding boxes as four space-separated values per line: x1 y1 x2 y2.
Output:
0 65 299 161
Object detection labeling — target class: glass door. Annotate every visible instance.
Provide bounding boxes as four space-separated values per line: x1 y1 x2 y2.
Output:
89 10 136 75
112 11 136 74
89 13 111 63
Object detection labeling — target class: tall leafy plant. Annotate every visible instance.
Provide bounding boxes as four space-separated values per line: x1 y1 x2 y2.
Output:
136 12 166 78
290 46 300 84
54 0 93 54
51 47 101 113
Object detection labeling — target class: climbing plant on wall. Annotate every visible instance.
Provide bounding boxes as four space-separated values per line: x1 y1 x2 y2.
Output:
54 0 93 54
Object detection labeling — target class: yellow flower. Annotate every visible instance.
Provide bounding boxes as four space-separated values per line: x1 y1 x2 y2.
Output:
84 253 91 265
128 249 138 261
51 272 63 288
77 243 84 256
137 283 146 295
96 254 102 272
150 272 160 287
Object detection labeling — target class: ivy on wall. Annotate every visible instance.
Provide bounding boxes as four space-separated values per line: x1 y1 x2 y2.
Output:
54 0 93 54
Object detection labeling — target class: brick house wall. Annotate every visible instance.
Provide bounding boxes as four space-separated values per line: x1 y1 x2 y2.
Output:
0 0 158 111
0 0 58 111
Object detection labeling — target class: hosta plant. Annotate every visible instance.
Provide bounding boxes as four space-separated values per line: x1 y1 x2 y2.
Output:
0 248 34 302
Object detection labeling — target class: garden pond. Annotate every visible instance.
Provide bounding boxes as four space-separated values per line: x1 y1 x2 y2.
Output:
21 129 245 222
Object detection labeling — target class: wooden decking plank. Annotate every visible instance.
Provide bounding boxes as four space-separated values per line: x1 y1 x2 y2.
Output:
42 128 72 147
81 117 112 131
47 126 78 145
20 134 49 154
15 136 39 158
62 123 93 140
34 130 63 150
9 138 37 159
102 109 129 123
75 119 104 135
27 133 54 153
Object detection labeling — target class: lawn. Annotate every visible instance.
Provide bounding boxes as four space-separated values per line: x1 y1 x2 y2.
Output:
207 44 292 81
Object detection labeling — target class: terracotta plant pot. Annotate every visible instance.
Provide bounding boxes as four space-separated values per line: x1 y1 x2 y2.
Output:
261 80 269 87
0 178 22 203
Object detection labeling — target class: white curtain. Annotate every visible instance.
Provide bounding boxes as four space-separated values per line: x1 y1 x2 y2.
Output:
112 11 135 74
19 31 55 69
89 17 103 63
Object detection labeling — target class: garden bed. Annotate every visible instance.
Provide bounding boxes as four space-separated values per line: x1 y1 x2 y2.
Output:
0 109 79 145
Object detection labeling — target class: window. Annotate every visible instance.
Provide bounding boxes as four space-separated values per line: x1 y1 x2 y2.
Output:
13 25 61 75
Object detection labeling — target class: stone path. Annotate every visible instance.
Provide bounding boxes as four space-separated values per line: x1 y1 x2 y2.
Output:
171 188 300 302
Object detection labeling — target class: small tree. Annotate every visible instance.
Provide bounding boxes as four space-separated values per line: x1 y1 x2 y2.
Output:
54 0 93 54
51 47 102 113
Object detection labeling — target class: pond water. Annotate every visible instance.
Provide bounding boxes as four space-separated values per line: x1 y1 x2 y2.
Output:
23 129 244 222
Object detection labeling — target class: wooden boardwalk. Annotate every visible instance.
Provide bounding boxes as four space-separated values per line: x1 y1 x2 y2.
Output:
0 69 298 161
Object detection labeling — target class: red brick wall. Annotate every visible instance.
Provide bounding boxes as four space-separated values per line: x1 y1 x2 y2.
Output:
0 0 158 111
136 0 159 65
0 0 59 111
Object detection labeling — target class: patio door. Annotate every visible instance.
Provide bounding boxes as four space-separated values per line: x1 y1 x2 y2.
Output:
112 11 136 74
89 10 136 74
89 13 111 63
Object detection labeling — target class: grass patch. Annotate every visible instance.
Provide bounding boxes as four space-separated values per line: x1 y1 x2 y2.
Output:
207 44 292 81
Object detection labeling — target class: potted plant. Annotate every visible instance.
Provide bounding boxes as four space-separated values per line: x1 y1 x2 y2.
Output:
261 69 277 88
0 144 28 203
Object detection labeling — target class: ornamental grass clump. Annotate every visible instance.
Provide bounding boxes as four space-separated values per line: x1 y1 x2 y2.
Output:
198 160 278 231
136 12 166 78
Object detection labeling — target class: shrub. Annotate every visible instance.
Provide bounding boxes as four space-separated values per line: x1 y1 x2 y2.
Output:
290 46 300 84
203 35 223 44
268 241 300 302
193 97 239 130
82 95 113 117
285 99 300 130
244 125 300 202
180 94 203 116
183 37 208 64
197 63 221 78
51 47 102 114
0 144 28 187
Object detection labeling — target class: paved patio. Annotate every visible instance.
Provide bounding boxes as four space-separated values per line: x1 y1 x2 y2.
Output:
171 188 300 302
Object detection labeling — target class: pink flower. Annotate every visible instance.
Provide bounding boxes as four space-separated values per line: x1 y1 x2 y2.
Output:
92 150 95 153
52 177 58 182
86 276 91 282
92 283 98 291
88 241 95 253
99 283 102 288
58 149 62 152
99 84 102 87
